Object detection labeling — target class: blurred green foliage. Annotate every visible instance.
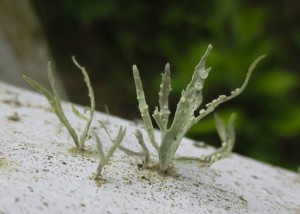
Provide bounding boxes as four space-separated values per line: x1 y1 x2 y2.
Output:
33 0 299 171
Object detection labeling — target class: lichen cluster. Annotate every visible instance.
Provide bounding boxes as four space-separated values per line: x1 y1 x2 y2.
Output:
129 45 265 172
22 44 265 177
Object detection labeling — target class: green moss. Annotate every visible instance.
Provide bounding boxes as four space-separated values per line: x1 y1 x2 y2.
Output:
0 157 12 171
139 162 179 179
68 147 97 158
0 158 5 168
93 176 106 187
7 112 20 122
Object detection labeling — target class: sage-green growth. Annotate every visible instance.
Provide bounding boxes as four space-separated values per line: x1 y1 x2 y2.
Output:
93 122 126 179
23 57 95 150
132 44 265 172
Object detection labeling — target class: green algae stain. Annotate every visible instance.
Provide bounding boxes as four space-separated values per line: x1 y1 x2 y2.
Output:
68 147 97 158
0 157 10 170
0 158 4 168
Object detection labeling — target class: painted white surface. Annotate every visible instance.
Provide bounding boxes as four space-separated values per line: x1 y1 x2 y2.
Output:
0 82 299 214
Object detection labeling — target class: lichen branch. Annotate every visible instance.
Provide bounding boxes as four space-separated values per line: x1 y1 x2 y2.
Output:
23 57 96 150
133 65 158 150
173 113 236 166
93 126 126 179
119 129 150 169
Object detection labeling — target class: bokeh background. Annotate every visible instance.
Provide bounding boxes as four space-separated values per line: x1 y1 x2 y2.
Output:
1 0 299 171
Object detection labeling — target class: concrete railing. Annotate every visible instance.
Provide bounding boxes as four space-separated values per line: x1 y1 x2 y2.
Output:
0 81 299 213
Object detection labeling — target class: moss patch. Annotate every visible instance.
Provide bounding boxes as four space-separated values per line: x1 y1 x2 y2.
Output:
139 162 180 179
7 112 20 122
0 157 10 170
0 158 5 168
92 175 106 187
68 147 98 158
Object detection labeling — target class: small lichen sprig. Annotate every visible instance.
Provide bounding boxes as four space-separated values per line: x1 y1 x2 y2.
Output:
23 57 95 151
93 122 126 180
130 44 265 172
173 113 236 166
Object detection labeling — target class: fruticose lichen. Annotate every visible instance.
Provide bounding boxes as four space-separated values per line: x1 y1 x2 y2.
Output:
23 57 95 150
93 122 126 180
126 44 265 172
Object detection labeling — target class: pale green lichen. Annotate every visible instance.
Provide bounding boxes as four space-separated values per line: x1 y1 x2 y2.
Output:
130 44 265 172
119 129 150 169
173 113 236 166
93 122 126 179
23 57 95 150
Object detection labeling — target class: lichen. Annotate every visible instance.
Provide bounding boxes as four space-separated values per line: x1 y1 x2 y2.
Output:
23 57 95 150
123 44 265 172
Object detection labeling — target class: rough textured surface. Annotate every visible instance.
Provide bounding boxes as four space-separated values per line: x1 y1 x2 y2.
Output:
0 81 299 214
